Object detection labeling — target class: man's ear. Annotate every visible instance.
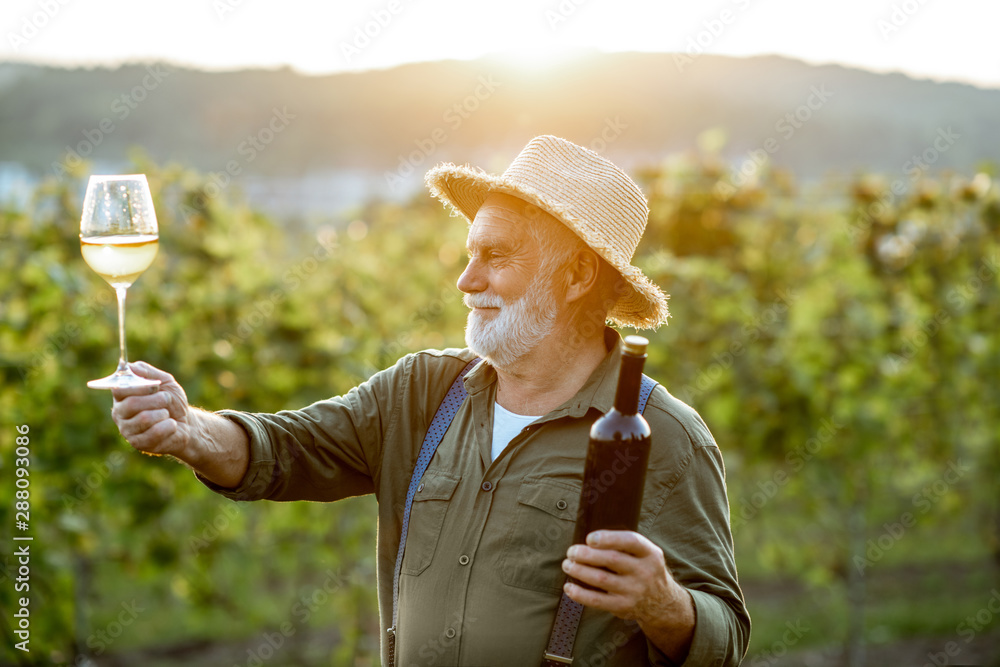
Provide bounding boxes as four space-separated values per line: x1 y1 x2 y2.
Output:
563 249 601 304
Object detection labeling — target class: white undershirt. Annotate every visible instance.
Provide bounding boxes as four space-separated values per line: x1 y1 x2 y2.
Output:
491 402 542 462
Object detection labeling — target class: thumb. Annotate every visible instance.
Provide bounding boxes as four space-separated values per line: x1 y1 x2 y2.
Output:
128 361 173 383
110 362 165 401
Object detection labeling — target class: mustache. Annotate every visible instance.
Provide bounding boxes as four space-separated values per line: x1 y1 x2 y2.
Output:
464 293 505 309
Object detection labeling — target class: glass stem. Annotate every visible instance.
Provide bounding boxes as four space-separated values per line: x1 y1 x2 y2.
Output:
115 286 130 374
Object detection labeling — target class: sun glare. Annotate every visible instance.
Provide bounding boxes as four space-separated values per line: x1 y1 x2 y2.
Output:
486 44 600 75
1 0 998 87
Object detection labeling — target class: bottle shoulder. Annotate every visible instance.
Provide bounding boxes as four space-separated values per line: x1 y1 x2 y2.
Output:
590 408 652 440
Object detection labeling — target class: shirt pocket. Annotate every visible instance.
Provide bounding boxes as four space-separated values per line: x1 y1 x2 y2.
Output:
400 470 461 577
499 477 581 594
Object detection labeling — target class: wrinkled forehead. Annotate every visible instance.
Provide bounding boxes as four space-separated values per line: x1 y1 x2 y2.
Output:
467 193 532 248
475 192 536 224
467 192 563 248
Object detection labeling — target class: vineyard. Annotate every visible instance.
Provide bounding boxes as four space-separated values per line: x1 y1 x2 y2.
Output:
1 147 998 665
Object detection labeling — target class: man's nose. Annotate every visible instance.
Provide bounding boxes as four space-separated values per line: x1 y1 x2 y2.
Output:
457 258 486 294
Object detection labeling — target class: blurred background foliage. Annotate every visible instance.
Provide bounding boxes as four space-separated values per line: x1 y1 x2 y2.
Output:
1 145 998 666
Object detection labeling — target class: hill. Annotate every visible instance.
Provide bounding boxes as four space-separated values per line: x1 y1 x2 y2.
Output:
1 52 997 185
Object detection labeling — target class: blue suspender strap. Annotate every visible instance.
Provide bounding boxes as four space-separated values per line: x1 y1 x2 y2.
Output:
637 373 656 414
387 356 479 667
542 373 658 667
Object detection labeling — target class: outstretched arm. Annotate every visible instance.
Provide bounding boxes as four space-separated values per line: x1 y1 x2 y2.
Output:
111 361 249 488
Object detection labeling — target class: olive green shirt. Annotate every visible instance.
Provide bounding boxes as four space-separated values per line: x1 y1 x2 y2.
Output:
201 330 750 666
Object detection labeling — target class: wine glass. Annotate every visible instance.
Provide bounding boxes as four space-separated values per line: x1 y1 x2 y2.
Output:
80 174 161 389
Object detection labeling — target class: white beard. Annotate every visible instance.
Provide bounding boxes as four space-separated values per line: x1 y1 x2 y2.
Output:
464 277 557 370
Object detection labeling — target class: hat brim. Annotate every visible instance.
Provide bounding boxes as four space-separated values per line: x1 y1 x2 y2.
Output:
425 163 669 330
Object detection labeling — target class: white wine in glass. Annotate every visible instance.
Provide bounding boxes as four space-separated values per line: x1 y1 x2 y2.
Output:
80 174 161 390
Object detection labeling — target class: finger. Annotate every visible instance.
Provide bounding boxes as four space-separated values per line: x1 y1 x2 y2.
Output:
111 382 160 402
112 391 173 421
124 417 179 454
586 530 656 556
567 544 637 574
563 580 607 607
562 557 625 593
562 579 630 616
119 409 171 438
128 361 175 384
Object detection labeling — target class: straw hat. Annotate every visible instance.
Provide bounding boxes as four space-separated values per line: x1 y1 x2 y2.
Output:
425 134 668 329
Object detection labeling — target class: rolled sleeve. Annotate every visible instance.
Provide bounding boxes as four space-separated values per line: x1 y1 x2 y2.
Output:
684 589 748 666
195 410 278 501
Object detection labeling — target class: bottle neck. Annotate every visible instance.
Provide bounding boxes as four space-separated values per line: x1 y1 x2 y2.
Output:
613 352 645 415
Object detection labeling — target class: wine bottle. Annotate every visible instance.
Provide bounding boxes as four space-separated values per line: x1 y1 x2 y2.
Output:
573 335 652 550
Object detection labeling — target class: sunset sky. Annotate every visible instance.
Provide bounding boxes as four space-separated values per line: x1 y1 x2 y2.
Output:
2 0 999 88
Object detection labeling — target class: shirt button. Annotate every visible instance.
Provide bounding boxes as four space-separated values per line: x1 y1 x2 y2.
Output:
481 481 493 492
445 627 457 639
556 500 568 510
417 483 424 493
458 554 470 565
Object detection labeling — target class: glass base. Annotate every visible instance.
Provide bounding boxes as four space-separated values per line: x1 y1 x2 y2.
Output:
87 368 161 390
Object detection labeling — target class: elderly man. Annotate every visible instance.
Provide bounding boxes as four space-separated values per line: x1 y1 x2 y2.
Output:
111 135 749 666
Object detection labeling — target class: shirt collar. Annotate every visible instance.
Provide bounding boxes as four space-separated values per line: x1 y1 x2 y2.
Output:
463 327 623 421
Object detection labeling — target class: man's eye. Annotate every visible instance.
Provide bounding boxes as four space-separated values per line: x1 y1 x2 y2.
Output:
467 250 502 263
